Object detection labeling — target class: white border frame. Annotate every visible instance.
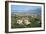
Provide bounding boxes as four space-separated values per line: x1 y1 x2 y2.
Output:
8 2 44 32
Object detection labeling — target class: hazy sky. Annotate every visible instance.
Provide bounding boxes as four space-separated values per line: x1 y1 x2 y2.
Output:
11 5 41 14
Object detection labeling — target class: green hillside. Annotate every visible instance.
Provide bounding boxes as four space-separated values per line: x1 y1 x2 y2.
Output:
11 15 41 28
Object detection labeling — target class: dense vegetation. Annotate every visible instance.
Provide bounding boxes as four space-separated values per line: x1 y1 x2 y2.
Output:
11 15 41 28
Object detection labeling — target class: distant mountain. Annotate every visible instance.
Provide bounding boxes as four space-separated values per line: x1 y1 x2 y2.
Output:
11 11 41 19
11 8 41 15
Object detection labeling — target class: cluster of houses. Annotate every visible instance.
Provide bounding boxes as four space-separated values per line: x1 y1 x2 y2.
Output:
17 17 31 25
